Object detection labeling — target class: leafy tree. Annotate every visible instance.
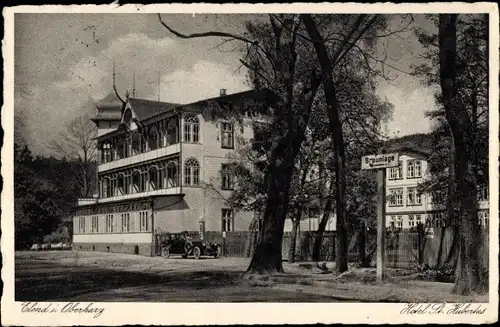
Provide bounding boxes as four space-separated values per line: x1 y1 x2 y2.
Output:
302 13 395 273
159 14 399 274
160 14 324 274
413 14 488 295
14 144 63 249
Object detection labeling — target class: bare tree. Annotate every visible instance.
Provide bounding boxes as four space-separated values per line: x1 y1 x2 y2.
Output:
49 114 97 198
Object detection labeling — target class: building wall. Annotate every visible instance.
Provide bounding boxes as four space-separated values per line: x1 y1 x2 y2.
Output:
73 210 153 256
153 111 255 234
153 189 203 233
284 214 336 233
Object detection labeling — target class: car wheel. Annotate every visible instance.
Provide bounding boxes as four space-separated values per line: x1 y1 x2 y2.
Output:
193 246 201 260
214 246 222 258
184 241 193 254
161 247 170 259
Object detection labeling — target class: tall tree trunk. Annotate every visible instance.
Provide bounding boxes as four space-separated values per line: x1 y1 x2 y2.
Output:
438 14 486 295
302 15 349 273
246 141 300 274
445 135 459 266
312 195 333 261
246 15 321 275
288 208 302 263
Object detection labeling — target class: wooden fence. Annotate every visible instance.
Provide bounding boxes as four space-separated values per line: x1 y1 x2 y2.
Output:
350 225 490 269
282 231 336 262
154 225 489 269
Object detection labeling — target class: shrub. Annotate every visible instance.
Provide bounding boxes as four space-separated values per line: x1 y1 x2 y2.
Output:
43 226 71 244
417 264 455 283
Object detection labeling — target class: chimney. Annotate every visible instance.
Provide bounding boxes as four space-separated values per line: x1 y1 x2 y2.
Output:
220 88 227 96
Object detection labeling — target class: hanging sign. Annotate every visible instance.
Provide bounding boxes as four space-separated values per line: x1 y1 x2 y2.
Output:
361 153 399 170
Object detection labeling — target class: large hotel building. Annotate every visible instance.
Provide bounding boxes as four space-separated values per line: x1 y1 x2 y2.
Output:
72 89 272 255
72 90 489 255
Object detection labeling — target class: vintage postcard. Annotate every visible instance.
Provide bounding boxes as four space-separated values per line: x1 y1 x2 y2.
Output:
1 3 499 325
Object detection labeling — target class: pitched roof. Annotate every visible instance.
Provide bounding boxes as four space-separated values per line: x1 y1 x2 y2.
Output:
390 146 431 158
96 92 124 110
384 133 432 157
193 89 272 104
128 98 180 121
91 92 124 122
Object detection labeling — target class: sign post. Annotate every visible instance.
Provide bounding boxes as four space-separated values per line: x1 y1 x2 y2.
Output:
361 152 399 283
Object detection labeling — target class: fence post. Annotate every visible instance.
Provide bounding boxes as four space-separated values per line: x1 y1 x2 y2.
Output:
417 223 423 265
358 222 367 266
222 231 226 257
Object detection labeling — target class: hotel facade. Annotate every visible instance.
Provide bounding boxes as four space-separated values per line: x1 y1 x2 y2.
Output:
72 89 271 255
385 148 489 230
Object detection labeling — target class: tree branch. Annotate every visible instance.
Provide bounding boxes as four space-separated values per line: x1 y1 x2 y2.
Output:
158 13 258 45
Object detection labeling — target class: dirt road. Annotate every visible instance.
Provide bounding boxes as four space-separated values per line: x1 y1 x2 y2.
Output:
15 251 342 302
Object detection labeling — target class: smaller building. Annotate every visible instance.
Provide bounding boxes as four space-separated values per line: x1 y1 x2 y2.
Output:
385 147 489 230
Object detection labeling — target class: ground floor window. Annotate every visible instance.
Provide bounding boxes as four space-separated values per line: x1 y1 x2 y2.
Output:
396 215 403 228
91 216 99 233
121 213 131 232
78 217 86 233
139 211 149 232
222 209 234 232
408 215 415 227
106 214 114 233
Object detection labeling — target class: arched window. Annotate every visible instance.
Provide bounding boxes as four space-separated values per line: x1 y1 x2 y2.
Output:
167 160 179 188
148 125 159 150
102 177 111 198
132 170 141 193
149 166 159 191
117 173 126 195
167 116 179 145
183 115 199 143
184 157 200 186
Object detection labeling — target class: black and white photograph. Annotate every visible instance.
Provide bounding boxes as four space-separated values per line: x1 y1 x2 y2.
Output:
1 3 498 325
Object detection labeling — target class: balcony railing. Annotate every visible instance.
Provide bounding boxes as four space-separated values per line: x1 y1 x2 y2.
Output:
77 198 98 206
99 143 181 172
76 187 182 206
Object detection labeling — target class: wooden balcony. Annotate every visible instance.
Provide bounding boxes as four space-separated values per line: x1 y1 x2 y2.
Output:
76 187 182 207
98 143 181 173
77 198 99 206
98 187 182 203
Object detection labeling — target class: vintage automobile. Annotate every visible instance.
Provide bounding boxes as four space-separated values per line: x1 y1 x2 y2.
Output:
30 243 41 251
161 233 221 259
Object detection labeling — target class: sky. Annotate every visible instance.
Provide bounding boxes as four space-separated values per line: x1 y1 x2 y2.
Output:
14 13 437 155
